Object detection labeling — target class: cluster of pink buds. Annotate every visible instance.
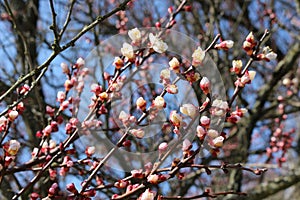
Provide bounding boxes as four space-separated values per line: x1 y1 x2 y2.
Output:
180 104 198 118
282 77 299 96
116 11 128 33
266 99 294 167
65 118 79 134
60 156 73 176
210 99 229 117
48 183 59 197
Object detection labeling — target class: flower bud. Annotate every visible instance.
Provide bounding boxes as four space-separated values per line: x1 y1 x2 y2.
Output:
192 47 205 66
5 139 21 156
200 77 210 94
180 104 197 118
231 60 243 74
113 57 124 69
61 62 70 74
153 96 165 109
8 110 18 121
166 84 178 94
169 111 182 127
212 136 224 148
182 139 192 151
136 97 147 111
130 129 145 139
147 174 159 184
169 57 180 73
214 40 234 50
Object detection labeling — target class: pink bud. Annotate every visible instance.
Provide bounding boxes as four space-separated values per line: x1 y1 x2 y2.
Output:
196 125 206 140
61 62 70 74
18 84 30 95
43 125 52 136
184 5 192 12
158 142 168 152
147 174 159 184
200 116 210 127
75 57 85 69
155 22 161 28
169 111 182 127
200 77 210 95
169 57 180 73
64 79 73 92
182 139 192 151
57 91 66 102
131 169 144 179
66 183 78 194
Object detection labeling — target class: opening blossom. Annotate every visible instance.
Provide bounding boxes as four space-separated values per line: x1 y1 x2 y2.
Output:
8 110 19 121
257 46 277 61
212 136 225 148
235 70 256 87
139 188 156 200
169 111 183 127
130 129 145 139
74 57 85 69
166 84 178 94
180 104 197 118
231 60 243 74
149 33 168 53
211 99 229 117
153 96 165 109
192 47 205 66
5 140 21 156
128 28 141 44
121 42 135 60
214 40 234 50
169 57 180 73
